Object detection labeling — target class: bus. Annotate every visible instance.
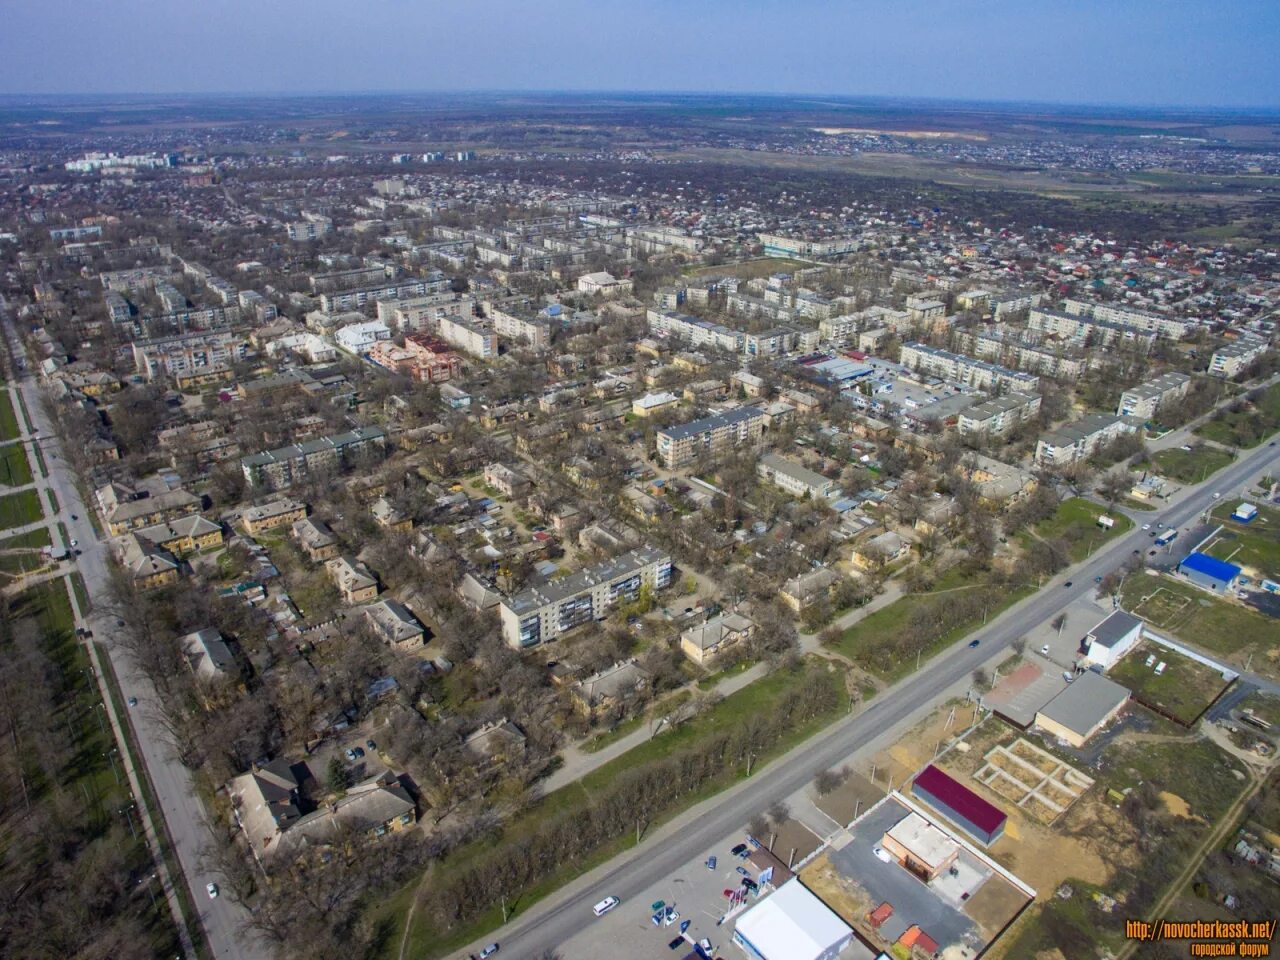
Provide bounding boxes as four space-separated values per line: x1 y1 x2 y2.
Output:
1154 529 1179 547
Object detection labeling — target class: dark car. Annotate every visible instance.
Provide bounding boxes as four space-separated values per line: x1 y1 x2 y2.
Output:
1064 581 1073 587
669 938 686 950
740 877 758 892
365 739 377 751
968 639 980 648
731 843 748 857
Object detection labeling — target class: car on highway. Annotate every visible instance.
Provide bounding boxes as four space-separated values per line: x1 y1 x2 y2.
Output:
873 845 892 863
1213 492 1222 499
1064 581 1073 588
206 882 219 898
1141 523 1151 530
592 896 620 917
70 514 77 520
1094 576 1103 583
127 697 137 707
478 945 499 959
968 639 980 648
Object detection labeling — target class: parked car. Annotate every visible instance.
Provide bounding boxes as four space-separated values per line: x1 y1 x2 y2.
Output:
736 866 750 877
664 907 680 926
668 938 685 950
705 856 717 870
723 888 736 899
651 912 663 927
740 878 758 892
1141 523 1151 530
365 739 377 751
478 945 499 959
127 697 137 707
206 882 219 898
873 846 892 863
731 843 749 858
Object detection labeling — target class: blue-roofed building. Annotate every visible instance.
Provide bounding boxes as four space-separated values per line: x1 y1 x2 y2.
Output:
1178 552 1241 594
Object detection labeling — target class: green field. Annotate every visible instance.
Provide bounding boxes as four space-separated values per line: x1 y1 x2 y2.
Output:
828 564 1035 680
1108 640 1232 725
1196 382 1280 449
0 391 20 441
1026 496 1134 562
1152 444 1235 484
0 488 45 530
1121 574 1279 678
684 256 813 279
0 441 33 486
1206 502 1280 579
383 659 849 958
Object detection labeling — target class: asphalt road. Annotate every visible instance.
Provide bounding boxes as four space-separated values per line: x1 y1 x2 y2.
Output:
464 437 1280 959
2 314 266 960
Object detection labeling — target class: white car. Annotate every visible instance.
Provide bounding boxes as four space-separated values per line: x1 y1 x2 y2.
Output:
1041 644 1050 655
70 539 78 548
592 896 620 917
1212 492 1222 499
1141 523 1151 531
873 845 892 864
206 882 219 898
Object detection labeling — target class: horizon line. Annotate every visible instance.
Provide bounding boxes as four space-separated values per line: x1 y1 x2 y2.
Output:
1 88 1278 115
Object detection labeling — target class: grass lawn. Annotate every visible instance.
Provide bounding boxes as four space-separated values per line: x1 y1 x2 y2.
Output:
683 256 813 279
1026 496 1133 562
0 442 33 486
1152 445 1235 484
1108 640 1233 725
1195 382 1280 449
0 525 53 577
0 391 20 441
386 659 849 959
828 564 1035 681
1206 502 1280 580
1121 574 1280 677
0 488 45 530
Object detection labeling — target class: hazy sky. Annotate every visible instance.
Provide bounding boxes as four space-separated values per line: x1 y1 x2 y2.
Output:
2 0 1277 108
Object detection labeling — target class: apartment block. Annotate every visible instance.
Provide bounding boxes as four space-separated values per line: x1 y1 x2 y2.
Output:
957 393 1043 439
499 546 673 647
132 332 251 381
319 275 448 313
1027 307 1156 352
488 307 553 349
656 406 765 468
1062 299 1201 339
1035 414 1139 468
1117 371 1192 420
756 453 839 499
646 309 742 353
437 314 498 359
241 426 386 490
1210 334 1270 378
900 342 1040 394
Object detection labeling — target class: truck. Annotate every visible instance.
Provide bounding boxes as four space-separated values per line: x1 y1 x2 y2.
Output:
1154 529 1179 547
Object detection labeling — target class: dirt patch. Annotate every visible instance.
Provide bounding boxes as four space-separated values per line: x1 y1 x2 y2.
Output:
813 771 885 828
799 852 874 927
764 818 823 866
870 699 986 787
964 875 1031 938
1160 791 1195 819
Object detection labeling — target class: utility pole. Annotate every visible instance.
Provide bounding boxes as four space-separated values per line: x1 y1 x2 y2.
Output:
501 895 508 923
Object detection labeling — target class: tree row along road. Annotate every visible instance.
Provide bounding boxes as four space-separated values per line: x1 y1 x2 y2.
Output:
2 309 266 960
469 438 1280 959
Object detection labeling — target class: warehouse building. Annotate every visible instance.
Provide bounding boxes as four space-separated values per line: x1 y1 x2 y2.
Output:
732 878 863 960
1178 552 1241 594
911 764 1007 846
1034 671 1130 748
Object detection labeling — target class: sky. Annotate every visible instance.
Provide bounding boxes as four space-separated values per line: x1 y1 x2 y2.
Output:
1 0 1278 109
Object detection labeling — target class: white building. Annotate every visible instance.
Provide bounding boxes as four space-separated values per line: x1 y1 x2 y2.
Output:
732 878 858 960
1210 334 1270 378
1116 371 1192 420
334 321 391 355
1082 610 1145 670
577 271 634 297
1035 414 1140 468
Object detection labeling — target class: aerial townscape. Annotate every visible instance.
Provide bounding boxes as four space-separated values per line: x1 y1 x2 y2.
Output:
1 5 1279 960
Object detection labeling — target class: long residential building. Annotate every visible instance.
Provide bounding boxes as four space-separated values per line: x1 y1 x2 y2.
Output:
1117 371 1192 420
1062 299 1201 340
647 309 742 353
656 406 765 468
899 342 1040 394
241 426 386 490
1035 414 1139 468
956 330 1088 381
1210 334 1270 378
319 275 449 313
132 331 251 380
1027 307 1156 352
499 546 673 647
757 453 839 499
957 393 1042 439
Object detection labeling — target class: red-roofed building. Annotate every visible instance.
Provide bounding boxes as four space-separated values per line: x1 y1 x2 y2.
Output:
403 334 463 383
898 925 940 957
912 764 1007 846
867 902 893 930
